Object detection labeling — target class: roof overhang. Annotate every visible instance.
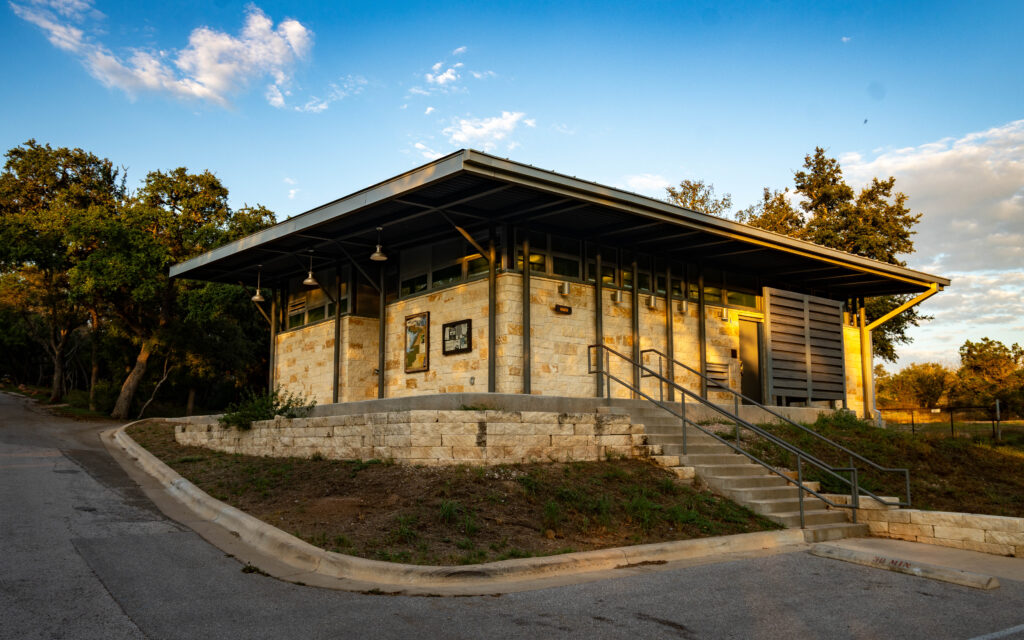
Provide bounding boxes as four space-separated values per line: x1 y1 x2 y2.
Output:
170 149 950 299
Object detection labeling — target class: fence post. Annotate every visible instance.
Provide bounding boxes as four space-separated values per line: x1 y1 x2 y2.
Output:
910 410 915 435
996 399 1001 441
681 396 687 455
950 408 955 438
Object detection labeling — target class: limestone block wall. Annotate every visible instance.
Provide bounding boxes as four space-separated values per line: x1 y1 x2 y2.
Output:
528 278 597 397
340 315 378 402
600 287 633 399
843 325 866 417
637 294 669 401
670 304 703 397
383 279 490 397
705 307 742 404
823 495 1024 558
494 273 524 394
274 320 335 404
174 410 657 466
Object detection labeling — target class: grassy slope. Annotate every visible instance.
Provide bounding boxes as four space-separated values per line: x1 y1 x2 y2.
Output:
746 413 1024 517
129 421 780 566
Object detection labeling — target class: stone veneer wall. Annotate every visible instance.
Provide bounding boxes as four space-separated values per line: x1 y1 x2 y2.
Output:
274 320 335 403
272 272 867 413
824 494 1024 558
842 324 866 417
174 409 656 466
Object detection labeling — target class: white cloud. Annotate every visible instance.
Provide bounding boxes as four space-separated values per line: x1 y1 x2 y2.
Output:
426 65 460 86
283 177 296 185
470 70 495 79
841 119 1024 365
424 106 435 115
842 119 1024 274
841 36 852 43
291 75 366 113
12 2 314 108
413 141 443 160
288 188 299 200
552 123 576 135
452 45 466 55
623 174 672 196
408 87 429 96
442 111 532 151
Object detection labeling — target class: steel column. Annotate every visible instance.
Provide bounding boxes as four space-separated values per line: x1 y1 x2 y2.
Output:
268 287 278 392
665 262 674 402
594 248 604 397
631 258 640 395
522 232 531 394
488 226 496 393
698 267 708 399
378 265 386 399
859 300 873 420
333 264 341 404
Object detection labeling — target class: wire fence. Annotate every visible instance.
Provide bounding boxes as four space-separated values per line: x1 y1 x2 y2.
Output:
878 401 1021 440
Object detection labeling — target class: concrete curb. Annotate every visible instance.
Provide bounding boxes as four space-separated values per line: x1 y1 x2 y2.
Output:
810 543 1000 590
111 420 808 592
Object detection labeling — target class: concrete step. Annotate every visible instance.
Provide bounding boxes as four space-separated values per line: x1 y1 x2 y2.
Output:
766 509 851 528
724 485 802 501
680 453 748 466
800 522 869 542
745 497 828 515
704 475 791 490
659 443 733 456
691 464 766 477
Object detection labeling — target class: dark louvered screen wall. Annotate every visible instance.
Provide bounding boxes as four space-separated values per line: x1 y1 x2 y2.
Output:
764 288 846 402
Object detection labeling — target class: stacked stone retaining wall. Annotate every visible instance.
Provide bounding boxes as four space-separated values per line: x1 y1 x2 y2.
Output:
174 410 659 466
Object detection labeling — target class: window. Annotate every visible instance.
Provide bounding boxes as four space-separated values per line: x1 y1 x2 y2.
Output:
282 267 349 331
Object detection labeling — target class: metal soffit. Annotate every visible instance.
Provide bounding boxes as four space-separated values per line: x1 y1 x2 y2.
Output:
169 150 950 298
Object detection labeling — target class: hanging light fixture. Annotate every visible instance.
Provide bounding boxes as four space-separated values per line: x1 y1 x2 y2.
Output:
370 226 388 261
303 251 318 287
251 266 265 302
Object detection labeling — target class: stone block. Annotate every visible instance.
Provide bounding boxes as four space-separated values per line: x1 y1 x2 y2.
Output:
920 536 966 550
888 522 933 539
931 525 985 542
670 466 695 480
484 410 522 422
451 446 486 461
559 412 596 425
551 435 595 448
441 434 479 447
572 423 597 436
866 521 889 536
595 435 633 447
986 530 1024 546
384 434 412 448
438 410 485 423
484 422 532 436
962 514 1024 532
440 422 481 436
963 540 1015 556
521 412 559 424
406 446 453 460
868 509 912 523
910 511 966 527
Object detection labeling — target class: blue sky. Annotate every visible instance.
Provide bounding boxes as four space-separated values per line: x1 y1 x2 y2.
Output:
3 0 1023 367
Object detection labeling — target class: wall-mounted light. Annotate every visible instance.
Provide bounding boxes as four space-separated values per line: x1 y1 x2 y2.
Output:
678 300 689 314
646 294 657 309
370 226 388 262
251 265 265 302
720 306 730 321
612 289 623 304
558 281 570 296
303 251 318 287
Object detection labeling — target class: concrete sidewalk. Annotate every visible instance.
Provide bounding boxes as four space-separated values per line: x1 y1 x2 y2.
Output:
822 537 1024 582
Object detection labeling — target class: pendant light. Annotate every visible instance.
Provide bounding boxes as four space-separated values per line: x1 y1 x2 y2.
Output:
303 251 318 287
370 226 388 261
251 266 265 302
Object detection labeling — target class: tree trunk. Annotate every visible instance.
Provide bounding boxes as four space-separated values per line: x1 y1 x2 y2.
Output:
89 310 100 412
185 387 196 417
111 338 155 419
47 328 69 404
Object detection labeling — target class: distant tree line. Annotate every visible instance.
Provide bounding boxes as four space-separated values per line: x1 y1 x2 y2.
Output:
0 140 275 418
876 338 1024 416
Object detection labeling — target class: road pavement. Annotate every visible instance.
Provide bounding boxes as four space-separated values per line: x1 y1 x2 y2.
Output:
2 391 1023 640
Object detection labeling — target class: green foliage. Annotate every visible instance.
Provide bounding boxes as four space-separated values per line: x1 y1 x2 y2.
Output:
542 500 563 530
438 499 461 524
665 178 732 216
735 187 805 237
876 362 955 408
219 387 315 430
953 338 1024 414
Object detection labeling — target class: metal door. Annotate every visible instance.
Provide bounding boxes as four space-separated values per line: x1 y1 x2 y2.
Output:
739 319 763 403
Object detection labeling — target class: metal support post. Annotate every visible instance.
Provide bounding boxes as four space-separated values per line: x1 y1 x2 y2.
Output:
797 455 805 529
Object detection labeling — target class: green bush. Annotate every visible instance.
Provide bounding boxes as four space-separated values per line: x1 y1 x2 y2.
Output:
218 387 315 430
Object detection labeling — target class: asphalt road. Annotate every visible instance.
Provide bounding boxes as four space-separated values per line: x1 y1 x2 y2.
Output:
2 391 1023 640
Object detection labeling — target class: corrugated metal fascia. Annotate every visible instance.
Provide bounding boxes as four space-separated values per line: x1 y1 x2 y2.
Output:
461 150 951 290
170 150 469 278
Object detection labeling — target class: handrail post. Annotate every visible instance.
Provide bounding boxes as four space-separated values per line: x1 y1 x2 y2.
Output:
797 455 805 529
851 465 859 524
905 470 912 508
681 396 687 455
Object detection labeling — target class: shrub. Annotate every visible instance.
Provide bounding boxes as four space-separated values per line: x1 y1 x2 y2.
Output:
219 387 315 430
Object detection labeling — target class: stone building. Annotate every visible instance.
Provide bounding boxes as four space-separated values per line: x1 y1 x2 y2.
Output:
170 150 948 418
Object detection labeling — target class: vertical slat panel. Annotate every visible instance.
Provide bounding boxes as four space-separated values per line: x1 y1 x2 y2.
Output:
765 287 845 402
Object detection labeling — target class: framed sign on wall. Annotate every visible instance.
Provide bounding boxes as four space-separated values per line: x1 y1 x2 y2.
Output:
442 319 472 355
404 312 430 373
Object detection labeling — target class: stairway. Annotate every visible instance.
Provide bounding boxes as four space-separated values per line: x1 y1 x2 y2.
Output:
611 399 869 542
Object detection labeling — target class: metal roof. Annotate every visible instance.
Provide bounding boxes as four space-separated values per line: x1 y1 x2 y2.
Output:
169 149 950 298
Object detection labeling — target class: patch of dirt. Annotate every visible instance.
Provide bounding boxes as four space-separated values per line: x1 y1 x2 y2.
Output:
129 421 781 566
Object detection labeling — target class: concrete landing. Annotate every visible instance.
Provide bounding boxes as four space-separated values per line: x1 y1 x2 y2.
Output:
822 537 1024 583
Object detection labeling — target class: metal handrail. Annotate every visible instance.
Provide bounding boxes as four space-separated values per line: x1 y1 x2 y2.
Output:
589 345 858 527
589 344 909 526
639 347 911 507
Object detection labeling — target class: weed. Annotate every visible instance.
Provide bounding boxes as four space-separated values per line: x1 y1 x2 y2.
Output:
456 537 475 550
601 466 628 482
219 387 315 430
175 455 206 464
461 512 480 536
626 494 662 532
438 499 461 524
457 550 488 565
657 477 679 495
311 451 325 462
496 548 532 561
459 404 493 411
393 515 419 543
542 500 563 530
518 473 541 495
241 563 269 576
333 535 352 548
